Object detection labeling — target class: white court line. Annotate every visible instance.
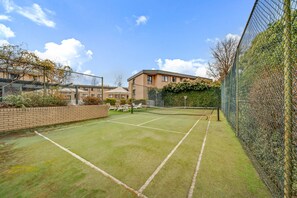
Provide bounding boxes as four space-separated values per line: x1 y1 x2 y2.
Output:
138 117 203 193
137 117 164 126
34 131 147 198
109 114 136 121
107 120 184 134
51 115 135 132
187 116 212 198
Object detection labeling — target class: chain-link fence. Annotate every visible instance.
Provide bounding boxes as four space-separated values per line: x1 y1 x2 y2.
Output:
221 0 296 197
0 65 104 106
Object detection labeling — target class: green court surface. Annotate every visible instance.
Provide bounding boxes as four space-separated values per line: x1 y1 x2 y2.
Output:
0 110 271 198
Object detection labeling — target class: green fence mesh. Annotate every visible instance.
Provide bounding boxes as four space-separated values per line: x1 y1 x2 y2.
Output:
221 0 296 197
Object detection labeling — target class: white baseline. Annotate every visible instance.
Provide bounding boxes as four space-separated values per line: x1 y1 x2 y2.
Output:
34 131 147 198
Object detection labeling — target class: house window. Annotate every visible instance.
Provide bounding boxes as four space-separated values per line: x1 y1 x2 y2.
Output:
91 88 94 91
109 94 113 98
132 79 135 85
162 75 168 82
147 75 153 84
172 77 176 82
91 94 95 97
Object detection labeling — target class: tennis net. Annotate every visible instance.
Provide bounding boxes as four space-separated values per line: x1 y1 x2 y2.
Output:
133 106 218 120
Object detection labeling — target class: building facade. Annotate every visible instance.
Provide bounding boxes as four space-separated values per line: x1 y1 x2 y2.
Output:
127 70 212 100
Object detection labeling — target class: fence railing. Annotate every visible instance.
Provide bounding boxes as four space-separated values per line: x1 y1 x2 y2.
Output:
221 0 296 197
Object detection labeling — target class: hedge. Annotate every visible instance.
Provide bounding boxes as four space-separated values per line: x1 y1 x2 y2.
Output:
163 88 220 107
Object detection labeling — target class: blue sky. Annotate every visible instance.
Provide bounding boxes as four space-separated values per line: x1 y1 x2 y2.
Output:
0 0 254 86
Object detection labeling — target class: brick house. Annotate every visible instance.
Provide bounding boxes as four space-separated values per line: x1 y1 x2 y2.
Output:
127 70 211 100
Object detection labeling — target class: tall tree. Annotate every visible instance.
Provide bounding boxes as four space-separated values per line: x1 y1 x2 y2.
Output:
114 74 123 87
207 37 239 81
0 44 70 84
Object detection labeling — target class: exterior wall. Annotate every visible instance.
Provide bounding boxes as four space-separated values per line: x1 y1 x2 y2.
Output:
0 105 109 133
128 73 200 99
131 74 145 100
78 87 129 100
0 71 47 82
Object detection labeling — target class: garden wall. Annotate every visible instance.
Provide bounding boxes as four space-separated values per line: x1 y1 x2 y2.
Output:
0 105 108 132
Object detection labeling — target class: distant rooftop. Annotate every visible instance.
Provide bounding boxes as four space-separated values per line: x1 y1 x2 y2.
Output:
127 69 211 81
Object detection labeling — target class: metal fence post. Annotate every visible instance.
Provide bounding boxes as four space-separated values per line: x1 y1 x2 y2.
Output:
75 85 79 105
101 77 104 103
283 0 293 197
236 58 239 137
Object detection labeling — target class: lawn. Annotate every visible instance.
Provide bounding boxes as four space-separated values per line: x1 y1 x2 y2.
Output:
0 110 271 197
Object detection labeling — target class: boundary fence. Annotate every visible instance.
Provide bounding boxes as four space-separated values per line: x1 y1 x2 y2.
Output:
221 0 296 197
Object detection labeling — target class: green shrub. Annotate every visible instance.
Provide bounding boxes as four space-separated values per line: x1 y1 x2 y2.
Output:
3 92 67 108
127 98 132 104
162 88 220 107
160 79 220 107
120 99 126 105
162 79 220 93
83 96 101 105
105 98 116 105
3 95 29 108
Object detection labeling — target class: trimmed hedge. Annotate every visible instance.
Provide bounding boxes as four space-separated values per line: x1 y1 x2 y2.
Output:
163 88 220 107
160 79 220 107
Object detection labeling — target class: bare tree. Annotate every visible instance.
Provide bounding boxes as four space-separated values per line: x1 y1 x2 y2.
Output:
207 37 239 81
114 75 123 87
91 77 98 86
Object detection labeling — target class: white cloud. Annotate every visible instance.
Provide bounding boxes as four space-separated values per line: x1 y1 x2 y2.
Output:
206 37 219 43
206 33 240 43
225 33 240 41
83 70 94 75
131 70 138 75
0 39 9 45
0 15 11 21
136 15 148 26
2 0 55 28
156 58 209 78
0 23 15 38
34 38 93 71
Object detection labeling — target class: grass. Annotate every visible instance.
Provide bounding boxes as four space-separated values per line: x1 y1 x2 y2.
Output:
0 110 271 197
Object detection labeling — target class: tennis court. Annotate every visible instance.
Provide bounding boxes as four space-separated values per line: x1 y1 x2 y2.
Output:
0 109 270 197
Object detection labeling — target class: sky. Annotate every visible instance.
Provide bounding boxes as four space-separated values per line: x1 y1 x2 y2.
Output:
0 0 255 86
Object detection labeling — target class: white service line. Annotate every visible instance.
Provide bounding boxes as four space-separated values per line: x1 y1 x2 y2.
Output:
138 117 202 193
49 115 135 132
34 131 147 198
137 117 164 126
108 114 136 121
187 116 212 198
107 120 184 134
